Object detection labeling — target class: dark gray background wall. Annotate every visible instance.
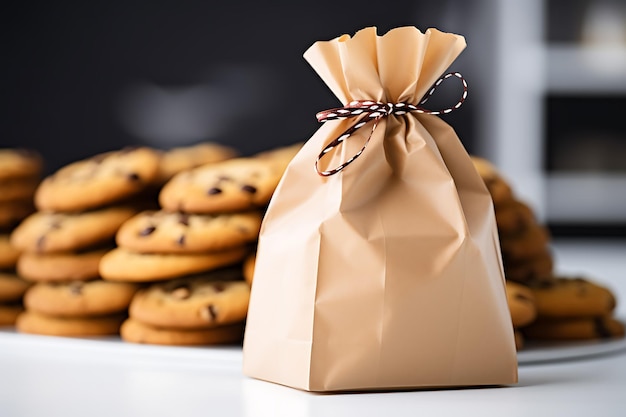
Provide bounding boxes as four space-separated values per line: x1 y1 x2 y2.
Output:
0 1 478 175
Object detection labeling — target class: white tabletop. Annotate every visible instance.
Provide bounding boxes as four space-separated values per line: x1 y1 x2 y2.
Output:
1 238 626 417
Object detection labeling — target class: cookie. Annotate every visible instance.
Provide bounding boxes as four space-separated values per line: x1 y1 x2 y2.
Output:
529 277 617 319
155 142 238 184
34 147 160 211
0 303 24 326
16 310 126 336
504 248 554 284
17 248 109 282
0 177 40 203
0 271 32 302
0 199 36 229
243 252 255 286
470 156 515 205
505 281 537 328
10 205 140 253
120 318 245 346
129 271 249 329
495 200 536 236
23 279 140 317
500 224 550 262
159 157 283 213
253 142 303 173
99 246 248 282
0 234 21 269
115 210 262 254
0 148 43 180
523 316 625 341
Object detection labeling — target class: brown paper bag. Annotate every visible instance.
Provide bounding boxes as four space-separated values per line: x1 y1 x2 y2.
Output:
242 26 518 392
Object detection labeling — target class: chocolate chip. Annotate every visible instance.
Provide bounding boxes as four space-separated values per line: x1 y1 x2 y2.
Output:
178 213 189 226
139 226 156 236
200 304 218 322
170 285 191 300
514 293 533 304
241 184 257 194
177 235 186 246
36 235 46 251
207 187 222 195
68 282 83 296
127 172 141 181
213 283 225 293
217 175 231 182
236 226 249 234
49 220 62 230
91 154 107 163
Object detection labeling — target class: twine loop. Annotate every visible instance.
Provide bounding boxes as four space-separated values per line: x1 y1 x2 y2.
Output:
315 72 468 176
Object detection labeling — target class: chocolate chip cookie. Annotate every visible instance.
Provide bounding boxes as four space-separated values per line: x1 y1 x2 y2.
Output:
159 157 284 213
23 279 140 317
34 147 160 211
17 247 110 282
116 210 262 253
129 269 249 329
10 205 140 253
155 142 238 184
16 310 126 336
120 318 245 346
99 246 248 282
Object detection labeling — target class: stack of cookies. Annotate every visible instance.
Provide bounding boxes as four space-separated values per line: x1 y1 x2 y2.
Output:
10 147 166 337
0 149 42 326
522 276 623 342
471 156 554 285
100 142 303 346
471 155 624 348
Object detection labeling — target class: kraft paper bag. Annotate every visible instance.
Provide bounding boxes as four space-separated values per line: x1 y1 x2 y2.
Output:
242 26 518 392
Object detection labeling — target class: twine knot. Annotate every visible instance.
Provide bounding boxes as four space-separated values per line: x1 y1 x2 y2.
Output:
315 72 468 176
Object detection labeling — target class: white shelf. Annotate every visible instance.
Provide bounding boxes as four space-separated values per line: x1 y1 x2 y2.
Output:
547 45 626 93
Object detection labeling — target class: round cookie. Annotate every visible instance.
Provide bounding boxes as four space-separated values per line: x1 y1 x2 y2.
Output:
23 279 140 317
243 252 255 286
116 210 262 254
470 156 515 205
99 246 248 282
155 142 238 184
0 177 40 203
34 147 160 212
529 276 617 319
0 303 24 326
495 199 536 237
0 148 43 180
522 316 625 341
505 281 537 328
0 234 21 269
0 199 36 229
504 248 554 284
0 271 32 302
16 310 126 337
500 224 551 262
10 205 140 253
17 248 109 282
253 142 304 173
129 271 249 329
159 157 284 213
121 318 245 346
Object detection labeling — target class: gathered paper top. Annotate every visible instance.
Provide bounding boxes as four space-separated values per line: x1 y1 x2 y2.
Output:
303 26 466 105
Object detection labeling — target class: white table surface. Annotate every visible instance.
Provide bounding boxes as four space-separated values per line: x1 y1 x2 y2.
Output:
1 238 625 417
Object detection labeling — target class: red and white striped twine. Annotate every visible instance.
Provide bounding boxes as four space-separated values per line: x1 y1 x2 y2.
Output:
315 72 468 176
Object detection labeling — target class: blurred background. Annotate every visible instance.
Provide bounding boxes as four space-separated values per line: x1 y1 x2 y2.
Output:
1 0 625 236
